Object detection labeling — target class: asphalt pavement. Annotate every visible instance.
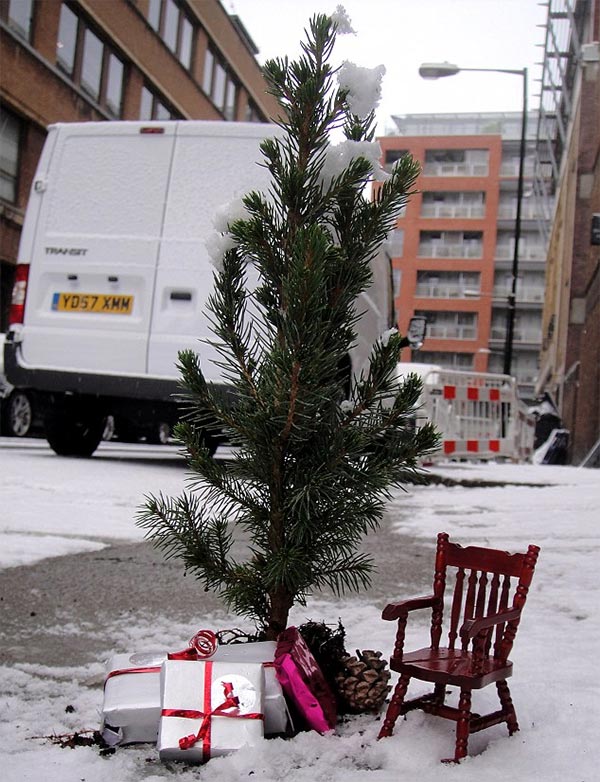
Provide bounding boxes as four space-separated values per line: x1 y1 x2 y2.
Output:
0 516 432 669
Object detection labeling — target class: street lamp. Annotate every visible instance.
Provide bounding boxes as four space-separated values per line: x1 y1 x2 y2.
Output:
418 62 528 377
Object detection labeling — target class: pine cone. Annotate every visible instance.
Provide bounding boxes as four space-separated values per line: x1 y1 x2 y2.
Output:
334 649 391 714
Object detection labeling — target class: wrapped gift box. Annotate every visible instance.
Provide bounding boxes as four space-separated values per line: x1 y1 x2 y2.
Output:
102 640 290 744
102 651 165 745
274 627 337 733
212 641 291 735
158 660 264 763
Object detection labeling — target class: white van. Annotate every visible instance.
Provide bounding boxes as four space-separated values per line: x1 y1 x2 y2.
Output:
5 121 393 456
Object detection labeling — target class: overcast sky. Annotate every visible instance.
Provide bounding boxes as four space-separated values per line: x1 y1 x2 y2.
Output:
228 0 547 133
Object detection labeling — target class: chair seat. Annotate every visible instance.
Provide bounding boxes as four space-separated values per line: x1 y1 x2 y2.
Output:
390 647 513 689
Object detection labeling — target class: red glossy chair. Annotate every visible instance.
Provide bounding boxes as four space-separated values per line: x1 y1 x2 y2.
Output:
378 532 540 763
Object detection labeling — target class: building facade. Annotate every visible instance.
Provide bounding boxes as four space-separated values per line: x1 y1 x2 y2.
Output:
0 0 280 331
378 112 546 399
534 0 600 465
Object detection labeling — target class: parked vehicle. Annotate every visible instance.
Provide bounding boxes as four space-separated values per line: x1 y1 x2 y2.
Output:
5 120 393 457
0 332 40 437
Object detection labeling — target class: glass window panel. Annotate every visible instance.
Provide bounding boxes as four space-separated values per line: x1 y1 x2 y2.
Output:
179 16 193 68
212 60 227 109
8 0 33 40
56 3 78 75
0 107 20 203
106 53 124 117
154 100 171 120
224 79 237 120
203 47 214 94
163 0 178 52
147 0 161 31
140 86 153 120
81 28 104 100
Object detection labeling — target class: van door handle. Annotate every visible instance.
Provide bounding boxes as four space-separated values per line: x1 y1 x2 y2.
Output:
170 291 192 301
68 274 78 281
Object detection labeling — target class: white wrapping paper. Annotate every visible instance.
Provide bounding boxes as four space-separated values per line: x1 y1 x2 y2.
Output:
158 660 265 762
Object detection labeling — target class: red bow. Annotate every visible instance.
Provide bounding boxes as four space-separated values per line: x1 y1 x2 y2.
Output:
161 665 263 761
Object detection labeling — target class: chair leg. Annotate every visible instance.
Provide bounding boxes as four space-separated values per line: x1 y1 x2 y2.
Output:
433 683 446 705
378 674 411 739
444 688 472 763
497 679 519 735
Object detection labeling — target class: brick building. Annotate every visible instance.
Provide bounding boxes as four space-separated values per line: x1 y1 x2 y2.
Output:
378 113 546 399
534 0 600 465
0 0 280 330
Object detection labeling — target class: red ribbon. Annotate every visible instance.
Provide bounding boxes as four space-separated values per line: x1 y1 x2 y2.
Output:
161 661 264 761
104 665 161 688
168 629 218 661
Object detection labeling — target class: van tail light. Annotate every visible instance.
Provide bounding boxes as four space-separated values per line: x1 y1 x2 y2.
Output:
9 263 30 325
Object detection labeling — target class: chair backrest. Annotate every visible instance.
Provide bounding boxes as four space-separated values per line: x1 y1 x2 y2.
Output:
430 532 540 660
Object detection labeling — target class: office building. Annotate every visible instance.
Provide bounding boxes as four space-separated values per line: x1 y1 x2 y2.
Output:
378 112 547 399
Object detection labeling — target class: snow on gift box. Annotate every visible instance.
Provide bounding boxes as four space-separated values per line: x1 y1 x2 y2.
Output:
101 635 290 745
158 660 264 763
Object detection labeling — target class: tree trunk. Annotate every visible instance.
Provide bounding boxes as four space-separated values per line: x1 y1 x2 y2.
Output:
265 587 294 640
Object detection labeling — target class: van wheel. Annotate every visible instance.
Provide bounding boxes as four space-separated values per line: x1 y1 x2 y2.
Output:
147 422 171 445
3 390 33 437
45 403 105 457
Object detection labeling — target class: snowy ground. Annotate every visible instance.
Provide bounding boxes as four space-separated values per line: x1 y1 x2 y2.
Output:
0 438 598 781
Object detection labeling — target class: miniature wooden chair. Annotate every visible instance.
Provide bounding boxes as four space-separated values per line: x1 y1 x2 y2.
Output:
378 531 540 763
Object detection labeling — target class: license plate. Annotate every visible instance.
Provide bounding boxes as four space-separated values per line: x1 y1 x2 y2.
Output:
52 292 134 314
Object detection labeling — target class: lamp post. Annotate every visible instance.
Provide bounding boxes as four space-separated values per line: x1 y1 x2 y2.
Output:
418 62 528 377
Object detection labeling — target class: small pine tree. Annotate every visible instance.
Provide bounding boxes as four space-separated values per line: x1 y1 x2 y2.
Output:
137 13 439 640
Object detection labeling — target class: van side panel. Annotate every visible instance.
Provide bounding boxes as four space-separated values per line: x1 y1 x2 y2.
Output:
147 123 277 380
20 123 176 375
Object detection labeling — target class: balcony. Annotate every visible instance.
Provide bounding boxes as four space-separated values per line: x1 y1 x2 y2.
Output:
427 324 478 340
415 284 479 298
496 203 540 220
421 203 485 219
423 162 489 177
418 243 483 259
490 327 542 344
495 243 546 261
499 161 535 177
492 286 545 303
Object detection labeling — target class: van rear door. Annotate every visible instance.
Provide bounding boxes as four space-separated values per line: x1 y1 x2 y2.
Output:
147 121 277 381
19 122 176 376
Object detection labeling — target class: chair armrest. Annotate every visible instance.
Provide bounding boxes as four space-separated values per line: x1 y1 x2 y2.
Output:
382 595 440 621
460 607 522 642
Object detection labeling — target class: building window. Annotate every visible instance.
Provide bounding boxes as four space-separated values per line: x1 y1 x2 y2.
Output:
386 228 404 257
415 270 481 298
225 80 238 121
415 310 478 340
81 27 103 100
1 0 34 41
56 3 78 75
245 99 263 123
414 351 475 370
423 148 489 177
418 230 483 259
140 85 178 120
145 0 196 70
55 4 125 118
384 149 409 172
0 105 20 203
106 53 125 117
421 191 485 218
203 43 243 120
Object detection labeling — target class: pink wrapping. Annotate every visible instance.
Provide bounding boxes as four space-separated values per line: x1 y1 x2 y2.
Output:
276 653 332 733
274 627 337 732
